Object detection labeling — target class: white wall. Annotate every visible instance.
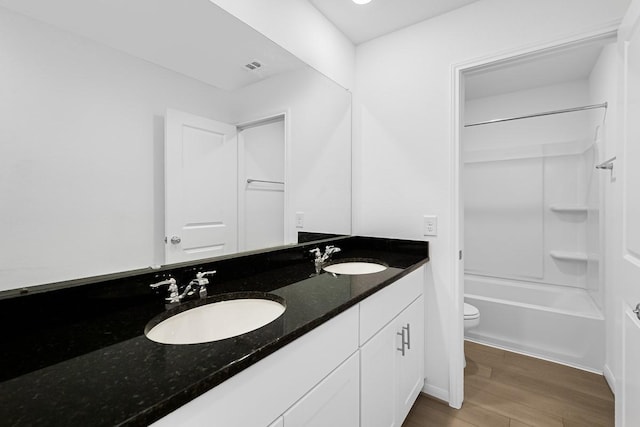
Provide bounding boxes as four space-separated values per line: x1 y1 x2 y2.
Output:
464 80 594 288
588 43 620 390
210 0 356 90
353 0 629 403
232 68 352 242
0 7 234 290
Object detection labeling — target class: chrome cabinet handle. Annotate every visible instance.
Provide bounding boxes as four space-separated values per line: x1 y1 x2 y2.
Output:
397 330 406 356
634 303 640 320
170 236 181 244
404 324 411 350
397 323 411 356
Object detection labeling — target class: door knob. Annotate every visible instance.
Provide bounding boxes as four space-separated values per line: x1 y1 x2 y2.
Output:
634 303 640 320
170 236 181 244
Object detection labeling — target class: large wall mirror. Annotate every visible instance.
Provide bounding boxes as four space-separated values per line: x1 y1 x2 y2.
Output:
0 0 352 292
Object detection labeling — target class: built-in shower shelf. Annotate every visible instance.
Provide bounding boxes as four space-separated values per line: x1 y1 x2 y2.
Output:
549 205 588 214
549 251 588 262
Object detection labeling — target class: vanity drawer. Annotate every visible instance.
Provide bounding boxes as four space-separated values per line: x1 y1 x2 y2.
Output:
359 266 424 345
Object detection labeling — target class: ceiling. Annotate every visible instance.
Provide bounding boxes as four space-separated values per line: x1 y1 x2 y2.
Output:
308 0 479 45
465 38 614 100
0 0 304 91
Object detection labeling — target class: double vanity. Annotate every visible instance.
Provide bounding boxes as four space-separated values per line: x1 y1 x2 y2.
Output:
0 236 428 426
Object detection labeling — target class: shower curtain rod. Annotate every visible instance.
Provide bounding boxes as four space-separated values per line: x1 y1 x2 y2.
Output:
464 102 608 128
246 178 284 185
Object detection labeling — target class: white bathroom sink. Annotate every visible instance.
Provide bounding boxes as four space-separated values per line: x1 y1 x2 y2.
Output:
145 298 286 345
323 261 387 275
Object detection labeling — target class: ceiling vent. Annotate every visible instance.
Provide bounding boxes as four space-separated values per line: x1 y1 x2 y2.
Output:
244 60 262 71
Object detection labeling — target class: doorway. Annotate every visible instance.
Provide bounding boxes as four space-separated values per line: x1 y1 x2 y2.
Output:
451 27 618 407
237 114 287 252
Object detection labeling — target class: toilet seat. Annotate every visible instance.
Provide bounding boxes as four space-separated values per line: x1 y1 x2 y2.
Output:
463 303 480 367
464 303 479 320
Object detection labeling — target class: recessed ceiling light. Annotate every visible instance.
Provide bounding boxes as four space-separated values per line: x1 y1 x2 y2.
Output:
352 0 372 4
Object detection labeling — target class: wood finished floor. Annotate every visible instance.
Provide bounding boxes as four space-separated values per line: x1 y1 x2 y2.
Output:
402 341 614 427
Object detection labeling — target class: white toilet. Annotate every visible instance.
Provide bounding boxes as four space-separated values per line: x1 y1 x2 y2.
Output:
464 303 480 331
463 303 480 367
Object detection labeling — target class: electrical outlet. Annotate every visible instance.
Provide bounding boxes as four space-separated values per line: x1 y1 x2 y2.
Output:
423 215 437 236
295 212 304 229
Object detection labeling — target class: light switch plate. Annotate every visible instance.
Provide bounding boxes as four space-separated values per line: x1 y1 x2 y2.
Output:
295 212 304 228
423 215 437 236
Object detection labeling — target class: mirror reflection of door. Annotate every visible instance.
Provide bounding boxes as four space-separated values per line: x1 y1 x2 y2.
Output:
238 116 286 252
165 109 238 264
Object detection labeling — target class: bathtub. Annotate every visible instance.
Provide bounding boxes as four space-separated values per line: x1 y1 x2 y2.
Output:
464 274 604 373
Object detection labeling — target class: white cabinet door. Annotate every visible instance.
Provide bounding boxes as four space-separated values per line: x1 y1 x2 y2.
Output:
396 296 425 423
361 295 425 427
165 109 238 264
283 352 359 427
360 317 398 427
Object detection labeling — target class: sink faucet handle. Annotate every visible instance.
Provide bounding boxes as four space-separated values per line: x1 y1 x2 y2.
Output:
309 248 322 257
192 270 216 299
193 270 216 286
196 270 216 280
150 277 177 289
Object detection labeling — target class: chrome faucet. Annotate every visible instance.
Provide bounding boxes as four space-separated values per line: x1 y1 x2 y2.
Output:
150 271 216 308
310 245 341 273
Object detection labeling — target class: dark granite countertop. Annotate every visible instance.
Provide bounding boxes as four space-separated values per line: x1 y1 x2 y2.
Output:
0 236 428 426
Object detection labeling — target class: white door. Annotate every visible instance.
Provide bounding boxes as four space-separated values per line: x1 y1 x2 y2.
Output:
165 109 238 264
619 2 640 425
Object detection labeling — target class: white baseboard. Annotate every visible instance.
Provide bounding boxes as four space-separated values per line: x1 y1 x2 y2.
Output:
603 364 616 395
422 382 449 403
465 337 603 374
